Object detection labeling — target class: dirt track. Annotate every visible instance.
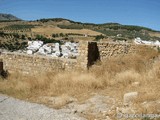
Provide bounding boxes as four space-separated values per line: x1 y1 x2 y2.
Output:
0 94 85 120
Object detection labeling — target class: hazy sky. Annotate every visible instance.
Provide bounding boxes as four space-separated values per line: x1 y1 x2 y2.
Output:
0 0 159 30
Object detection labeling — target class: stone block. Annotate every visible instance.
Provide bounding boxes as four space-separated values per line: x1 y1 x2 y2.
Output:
123 92 138 105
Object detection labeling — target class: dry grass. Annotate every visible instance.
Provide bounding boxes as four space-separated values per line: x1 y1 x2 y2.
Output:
31 26 102 36
149 31 160 37
0 48 160 116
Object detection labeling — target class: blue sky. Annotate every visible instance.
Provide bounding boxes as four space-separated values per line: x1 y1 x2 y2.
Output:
0 0 160 30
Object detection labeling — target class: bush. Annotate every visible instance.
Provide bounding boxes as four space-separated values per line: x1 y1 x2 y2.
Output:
21 35 26 40
1 41 27 51
0 70 8 79
35 34 60 44
95 34 105 41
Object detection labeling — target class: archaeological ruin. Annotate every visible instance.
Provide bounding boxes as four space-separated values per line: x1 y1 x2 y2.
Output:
0 41 154 75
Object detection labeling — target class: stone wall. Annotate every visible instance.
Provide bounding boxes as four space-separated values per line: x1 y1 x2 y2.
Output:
0 52 78 74
75 41 151 68
96 42 151 61
76 41 88 69
0 41 154 75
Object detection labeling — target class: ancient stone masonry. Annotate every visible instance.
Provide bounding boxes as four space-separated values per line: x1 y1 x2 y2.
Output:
0 41 153 74
76 41 88 69
96 42 150 60
0 52 78 74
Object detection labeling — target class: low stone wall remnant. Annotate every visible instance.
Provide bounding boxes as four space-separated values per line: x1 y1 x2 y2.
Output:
0 41 154 74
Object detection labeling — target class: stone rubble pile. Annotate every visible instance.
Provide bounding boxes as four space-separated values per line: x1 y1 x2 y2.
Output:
26 41 79 59
134 37 160 46
27 41 43 55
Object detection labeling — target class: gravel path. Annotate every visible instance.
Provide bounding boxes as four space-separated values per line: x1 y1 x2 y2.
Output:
0 94 85 120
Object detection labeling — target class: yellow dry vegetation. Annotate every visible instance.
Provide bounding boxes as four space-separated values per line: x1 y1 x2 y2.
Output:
31 26 102 36
149 31 160 37
0 46 160 118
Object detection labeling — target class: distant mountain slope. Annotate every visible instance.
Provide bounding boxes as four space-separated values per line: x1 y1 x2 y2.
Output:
36 18 160 41
37 18 158 32
0 13 21 21
0 16 160 43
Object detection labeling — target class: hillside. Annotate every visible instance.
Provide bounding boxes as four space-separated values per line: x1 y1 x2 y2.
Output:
0 13 21 21
0 16 160 51
37 18 160 41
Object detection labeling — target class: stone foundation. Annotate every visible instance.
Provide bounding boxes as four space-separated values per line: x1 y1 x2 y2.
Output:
0 41 154 74
0 53 77 74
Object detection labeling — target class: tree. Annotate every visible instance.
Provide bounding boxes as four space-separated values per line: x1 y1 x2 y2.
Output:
59 33 64 37
21 35 26 40
95 34 105 41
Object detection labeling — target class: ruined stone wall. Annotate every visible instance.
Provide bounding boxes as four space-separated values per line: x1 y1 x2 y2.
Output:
77 41 88 69
0 41 153 75
96 42 150 60
75 41 150 68
0 52 78 74
0 41 89 74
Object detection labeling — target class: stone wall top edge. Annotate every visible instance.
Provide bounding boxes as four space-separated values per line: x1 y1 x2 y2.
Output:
93 41 133 45
79 41 151 47
90 41 153 47
0 52 77 62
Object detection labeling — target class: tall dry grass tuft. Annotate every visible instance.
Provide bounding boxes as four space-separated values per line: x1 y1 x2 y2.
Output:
113 70 141 86
48 72 104 96
0 71 106 99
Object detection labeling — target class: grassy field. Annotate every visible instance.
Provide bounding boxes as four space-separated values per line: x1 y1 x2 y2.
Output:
31 26 102 36
0 47 160 113
149 31 160 37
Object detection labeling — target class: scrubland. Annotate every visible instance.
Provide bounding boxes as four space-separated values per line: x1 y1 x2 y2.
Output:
0 48 160 119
